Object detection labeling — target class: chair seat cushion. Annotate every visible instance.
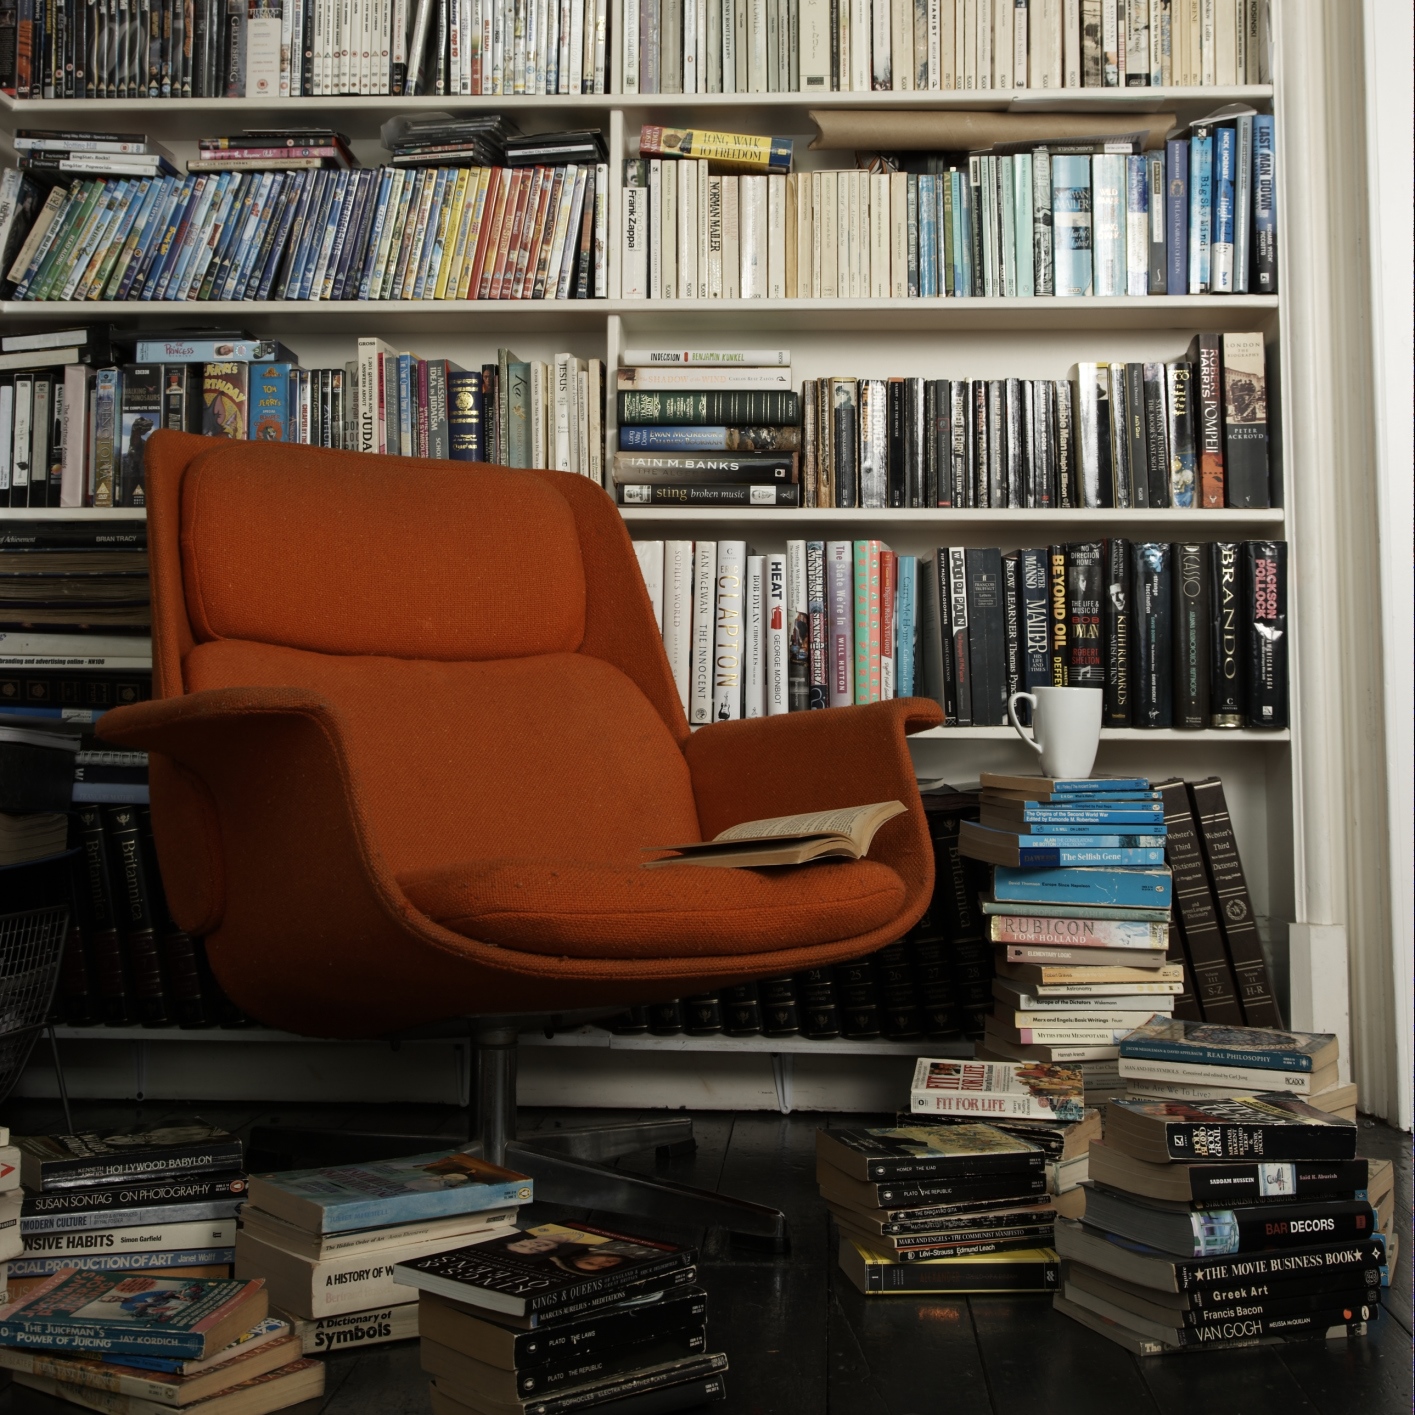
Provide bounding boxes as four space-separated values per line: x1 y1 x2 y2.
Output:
396 857 908 958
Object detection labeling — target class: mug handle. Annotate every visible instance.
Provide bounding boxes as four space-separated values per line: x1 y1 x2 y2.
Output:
1007 692 1042 755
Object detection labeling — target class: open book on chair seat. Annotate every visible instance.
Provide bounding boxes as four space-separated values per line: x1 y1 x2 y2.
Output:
644 801 908 869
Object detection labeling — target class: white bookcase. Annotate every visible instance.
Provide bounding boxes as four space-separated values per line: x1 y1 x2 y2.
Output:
4 3 1402 1120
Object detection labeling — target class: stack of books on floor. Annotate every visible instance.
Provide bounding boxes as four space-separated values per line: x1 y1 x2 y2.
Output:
235 1150 531 1355
907 1058 1101 1219
818 1119 1060 1296
964 771 1183 1106
393 1221 726 1414
1117 1018 1358 1121
1055 1088 1393 1353
8 1125 245 1303
615 350 800 507
0 1266 324 1412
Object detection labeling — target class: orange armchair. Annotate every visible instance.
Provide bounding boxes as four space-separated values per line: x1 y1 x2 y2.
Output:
99 432 942 1242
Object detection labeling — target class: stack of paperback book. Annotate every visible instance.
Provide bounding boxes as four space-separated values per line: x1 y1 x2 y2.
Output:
818 1121 1060 1296
1117 1019 1358 1121
0 1267 325 1412
964 771 1182 1104
393 1221 726 1414
615 349 800 507
8 1126 246 1301
1055 1093 1392 1353
234 1150 531 1351
907 1058 1101 1218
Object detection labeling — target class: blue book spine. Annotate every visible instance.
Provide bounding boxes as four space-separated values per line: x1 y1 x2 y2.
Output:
398 352 414 455
447 370 485 461
1117 1038 1317 1072
321 169 364 301
896 555 917 696
258 171 310 301
919 175 937 298
1050 154 1094 297
1188 132 1213 293
139 177 195 302
157 173 221 302
111 179 170 300
228 173 282 300
0 1325 209 1360
249 363 293 441
1125 155 1148 296
278 169 327 300
0 702 105 723
1009 823 1168 837
1008 806 1165 824
7 1248 236 1278
1012 846 1167 866
1165 140 1189 295
1252 115 1277 293
992 866 1172 908
302 171 348 301
198 175 249 300
1038 777 1153 793
976 828 1167 848
357 169 394 301
953 169 972 296
1211 127 1236 293
617 426 748 450
313 1178 534 1233
210 173 264 301
334 171 379 301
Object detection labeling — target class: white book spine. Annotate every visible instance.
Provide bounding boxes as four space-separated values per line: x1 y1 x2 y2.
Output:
749 0 768 88
1062 0 1080 82
677 160 698 298
712 540 747 720
869 172 890 297
245 19 283 99
744 554 766 717
684 0 700 88
889 171 908 296
616 367 793 389
586 359 604 483
634 540 666 631
739 175 766 296
994 0 1011 84
620 348 793 365
977 0 991 85
766 552 789 714
1011 0 1026 84
664 540 694 710
850 0 870 87
1090 153 1123 296
648 160 663 298
554 353 573 469
766 175 786 298
593 164 609 296
721 176 741 297
799 0 830 87
690 540 719 724
928 0 942 84
661 159 678 298
60 365 87 507
697 162 711 296
706 177 724 296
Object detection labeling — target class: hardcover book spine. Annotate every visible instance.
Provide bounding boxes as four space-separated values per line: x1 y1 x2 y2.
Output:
712 542 747 719
688 539 717 726
1019 546 1051 711
1242 539 1287 730
1165 360 1196 508
826 539 854 708
1220 331 1269 508
1046 543 1067 687
1252 113 1277 293
1188 332 1224 507
947 545 971 724
1063 541 1102 689
1166 921 1204 1022
805 538 827 709
101 804 171 1026
1102 536 1131 726
74 803 132 1025
1157 777 1243 1023
1186 774 1282 1027
1171 541 1210 730
966 545 1006 725
1208 541 1243 726
1130 540 1172 728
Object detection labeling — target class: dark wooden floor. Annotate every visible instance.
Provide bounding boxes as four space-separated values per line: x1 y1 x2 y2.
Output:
0 1099 1408 1415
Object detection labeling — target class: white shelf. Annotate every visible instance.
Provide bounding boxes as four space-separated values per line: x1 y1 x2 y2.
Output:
619 507 1286 528
0 296 1279 336
913 726 1290 743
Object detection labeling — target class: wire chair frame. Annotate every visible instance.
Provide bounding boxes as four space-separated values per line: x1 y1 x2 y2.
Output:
0 905 74 1128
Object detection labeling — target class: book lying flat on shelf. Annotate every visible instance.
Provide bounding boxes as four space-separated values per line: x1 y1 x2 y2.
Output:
16 1129 243 1193
838 1239 1060 1296
1118 1020 1339 1074
1103 1097 1360 1163
1087 1142 1371 1206
816 1125 1046 1184
645 801 906 869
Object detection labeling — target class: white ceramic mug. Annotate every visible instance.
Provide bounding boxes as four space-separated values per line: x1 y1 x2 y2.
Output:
1007 686 1104 781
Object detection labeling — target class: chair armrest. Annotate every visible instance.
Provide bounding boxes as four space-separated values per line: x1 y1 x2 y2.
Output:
99 685 343 752
681 697 943 911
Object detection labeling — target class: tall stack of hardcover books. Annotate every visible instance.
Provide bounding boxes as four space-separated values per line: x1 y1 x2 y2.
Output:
1054 1090 1393 1353
907 1058 1101 1219
818 1118 1061 1297
964 771 1184 1106
1118 1019 1358 1122
234 1150 531 1355
9 1126 246 1302
392 1221 726 1414
0 1266 325 1411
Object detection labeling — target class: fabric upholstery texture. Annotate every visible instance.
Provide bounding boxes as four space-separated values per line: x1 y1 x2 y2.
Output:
397 857 907 957
97 432 942 1038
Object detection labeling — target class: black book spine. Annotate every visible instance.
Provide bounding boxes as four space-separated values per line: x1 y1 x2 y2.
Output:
1102 536 1132 726
834 957 881 1039
1047 543 1068 686
947 546 971 724
1130 541 1173 728
138 805 213 1028
1188 332 1226 507
832 381 858 509
795 968 840 1039
934 550 957 724
1172 542 1211 730
875 941 923 1040
1187 775 1284 1027
1004 377 1024 508
758 977 801 1037
1064 541 1103 688
1208 541 1244 726
986 379 1004 508
1242 540 1288 730
928 379 947 506
606 1006 650 1035
1054 380 1074 509
721 983 761 1036
1142 362 1170 507
74 803 132 1026
907 376 924 507
46 370 63 506
950 380 971 508
681 993 722 1036
1157 778 1244 1023
102 804 171 1026
1001 552 1022 713
1018 547 1050 714
909 936 963 1039
617 390 801 426
646 1000 683 1035
965 546 1006 725
57 835 102 1026
972 379 988 507
1124 363 1148 508
1166 921 1204 1021
886 377 905 507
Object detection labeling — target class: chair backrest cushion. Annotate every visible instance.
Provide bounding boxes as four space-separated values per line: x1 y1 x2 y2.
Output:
183 638 702 875
180 444 586 661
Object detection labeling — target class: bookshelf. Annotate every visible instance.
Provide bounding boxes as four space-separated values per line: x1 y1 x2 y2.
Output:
4 4 1400 1120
